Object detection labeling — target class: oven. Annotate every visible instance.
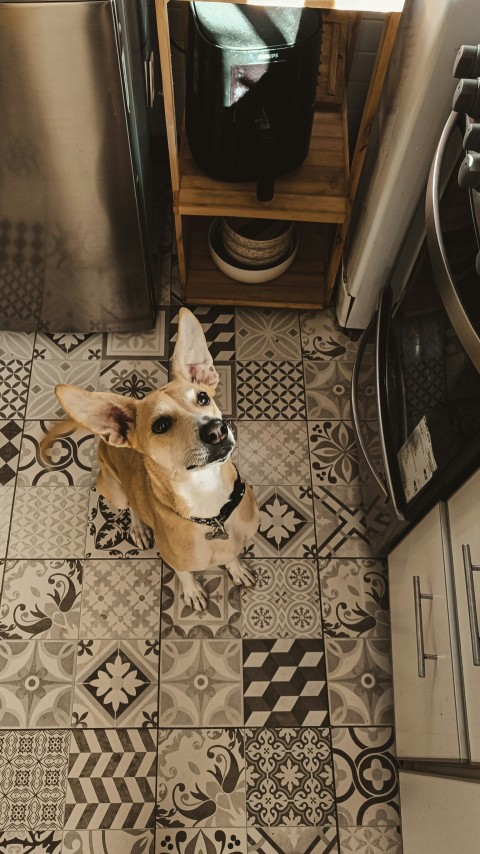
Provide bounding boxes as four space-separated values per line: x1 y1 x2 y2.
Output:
352 110 480 556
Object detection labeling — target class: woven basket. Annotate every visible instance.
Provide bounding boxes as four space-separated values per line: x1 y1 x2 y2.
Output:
221 217 295 268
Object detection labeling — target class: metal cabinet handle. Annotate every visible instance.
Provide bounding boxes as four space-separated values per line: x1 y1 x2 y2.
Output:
462 544 480 666
413 576 438 678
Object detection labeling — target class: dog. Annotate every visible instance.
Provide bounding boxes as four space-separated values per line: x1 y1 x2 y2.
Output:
42 308 259 611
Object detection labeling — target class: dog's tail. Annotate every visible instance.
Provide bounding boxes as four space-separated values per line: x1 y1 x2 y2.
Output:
39 418 79 465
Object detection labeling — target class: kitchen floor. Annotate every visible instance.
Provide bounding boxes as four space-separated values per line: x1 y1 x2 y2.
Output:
0 249 402 852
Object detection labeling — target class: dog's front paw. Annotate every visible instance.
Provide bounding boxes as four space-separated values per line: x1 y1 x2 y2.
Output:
182 578 208 612
129 510 154 550
227 559 255 588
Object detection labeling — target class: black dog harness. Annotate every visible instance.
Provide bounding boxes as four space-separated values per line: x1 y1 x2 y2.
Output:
174 468 246 540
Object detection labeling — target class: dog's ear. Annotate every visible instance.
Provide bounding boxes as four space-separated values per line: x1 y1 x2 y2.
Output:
171 308 219 388
55 384 137 448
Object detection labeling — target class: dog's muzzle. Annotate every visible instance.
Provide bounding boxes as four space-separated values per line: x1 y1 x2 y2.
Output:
199 418 228 445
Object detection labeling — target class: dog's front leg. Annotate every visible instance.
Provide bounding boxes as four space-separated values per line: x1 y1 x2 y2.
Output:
226 557 255 588
177 570 208 612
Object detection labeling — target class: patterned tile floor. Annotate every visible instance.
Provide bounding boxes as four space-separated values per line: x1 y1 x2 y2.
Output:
0 268 402 852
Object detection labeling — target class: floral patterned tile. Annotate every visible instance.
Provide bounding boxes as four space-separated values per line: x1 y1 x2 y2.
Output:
80 559 161 639
99 360 168 400
0 559 83 640
0 640 75 727
0 331 35 360
248 485 316 560
161 565 241 638
0 488 14 558
63 830 154 854
326 639 393 726
64 729 157 830
73 639 159 729
159 639 242 727
245 727 336 827
85 489 161 559
338 825 402 853
332 727 400 827
8 487 90 559
105 311 167 358
156 728 246 829
34 333 103 360
237 422 310 485
304 360 355 421
247 826 339 853
314 487 373 559
300 309 360 361
0 831 63 852
319 559 390 638
156 829 247 854
17 421 94 486
0 420 23 485
214 362 236 419
236 361 306 420
309 421 359 486
0 730 70 830
236 308 301 360
241 559 321 638
169 306 235 362
26 360 100 419
0 361 31 419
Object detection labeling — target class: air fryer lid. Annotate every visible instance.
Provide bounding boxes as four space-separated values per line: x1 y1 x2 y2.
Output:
191 2 321 50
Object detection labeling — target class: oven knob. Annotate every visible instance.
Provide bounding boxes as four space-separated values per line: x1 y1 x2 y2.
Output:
458 152 480 189
453 78 480 120
453 44 480 79
464 122 480 152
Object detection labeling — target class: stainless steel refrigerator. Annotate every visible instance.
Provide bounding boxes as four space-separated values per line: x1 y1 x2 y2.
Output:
0 0 159 332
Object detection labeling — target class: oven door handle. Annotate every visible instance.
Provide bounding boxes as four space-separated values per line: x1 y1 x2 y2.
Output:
351 312 389 499
426 110 480 373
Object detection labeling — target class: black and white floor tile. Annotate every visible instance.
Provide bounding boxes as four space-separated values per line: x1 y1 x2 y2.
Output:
0 276 402 851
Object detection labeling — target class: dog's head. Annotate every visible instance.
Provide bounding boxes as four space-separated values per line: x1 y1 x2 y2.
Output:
54 308 235 474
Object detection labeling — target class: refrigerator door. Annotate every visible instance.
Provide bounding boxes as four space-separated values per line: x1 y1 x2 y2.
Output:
0 0 156 332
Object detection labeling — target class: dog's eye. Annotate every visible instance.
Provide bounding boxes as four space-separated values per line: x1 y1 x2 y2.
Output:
196 391 210 406
152 416 171 435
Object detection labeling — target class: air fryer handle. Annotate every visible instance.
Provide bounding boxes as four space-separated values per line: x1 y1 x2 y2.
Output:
255 112 275 203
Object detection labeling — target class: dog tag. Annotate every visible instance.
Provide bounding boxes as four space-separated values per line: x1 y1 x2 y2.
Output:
205 521 229 540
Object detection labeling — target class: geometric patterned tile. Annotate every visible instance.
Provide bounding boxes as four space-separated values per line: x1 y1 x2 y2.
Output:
64 729 157 829
304 360 356 420
243 639 328 726
34 333 103 361
325 639 393 725
159 639 242 727
0 730 70 830
0 831 63 852
156 828 248 853
0 361 31 419
237 422 310 485
245 727 336 826
319 559 390 638
170 306 235 361
80 560 162 639
0 559 83 640
26 361 100 419
241 559 322 638
309 421 359 486
332 727 400 827
247 826 339 854
236 361 306 420
85 491 161 560
161 566 240 639
156 728 245 829
0 421 22 485
99 361 168 399
7 487 90 559
63 830 155 854
0 640 75 728
105 311 167 358
338 825 402 853
0 487 14 558
17 421 94 486
236 308 301 360
250 485 316 559
300 309 360 361
0 331 35 360
313 487 372 559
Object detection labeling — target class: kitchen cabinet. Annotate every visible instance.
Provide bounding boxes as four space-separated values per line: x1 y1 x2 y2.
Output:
153 0 404 308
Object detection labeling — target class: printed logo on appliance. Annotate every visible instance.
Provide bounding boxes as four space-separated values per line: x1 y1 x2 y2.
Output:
257 52 279 60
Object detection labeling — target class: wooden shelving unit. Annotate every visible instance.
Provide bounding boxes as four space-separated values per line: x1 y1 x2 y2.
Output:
154 0 405 309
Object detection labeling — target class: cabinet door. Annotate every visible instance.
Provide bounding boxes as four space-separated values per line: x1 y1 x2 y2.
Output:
389 504 466 760
448 467 480 762
400 771 480 853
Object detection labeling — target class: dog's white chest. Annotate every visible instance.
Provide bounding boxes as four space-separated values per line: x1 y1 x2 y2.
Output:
176 466 230 518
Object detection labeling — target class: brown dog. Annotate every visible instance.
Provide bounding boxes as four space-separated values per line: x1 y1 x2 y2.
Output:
45 308 259 610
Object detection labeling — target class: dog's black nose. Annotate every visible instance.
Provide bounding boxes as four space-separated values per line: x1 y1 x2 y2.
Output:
199 418 228 445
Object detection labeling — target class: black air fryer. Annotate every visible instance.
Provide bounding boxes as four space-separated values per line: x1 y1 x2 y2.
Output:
186 3 322 201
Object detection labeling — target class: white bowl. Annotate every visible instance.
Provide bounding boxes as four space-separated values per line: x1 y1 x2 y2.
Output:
208 217 298 284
